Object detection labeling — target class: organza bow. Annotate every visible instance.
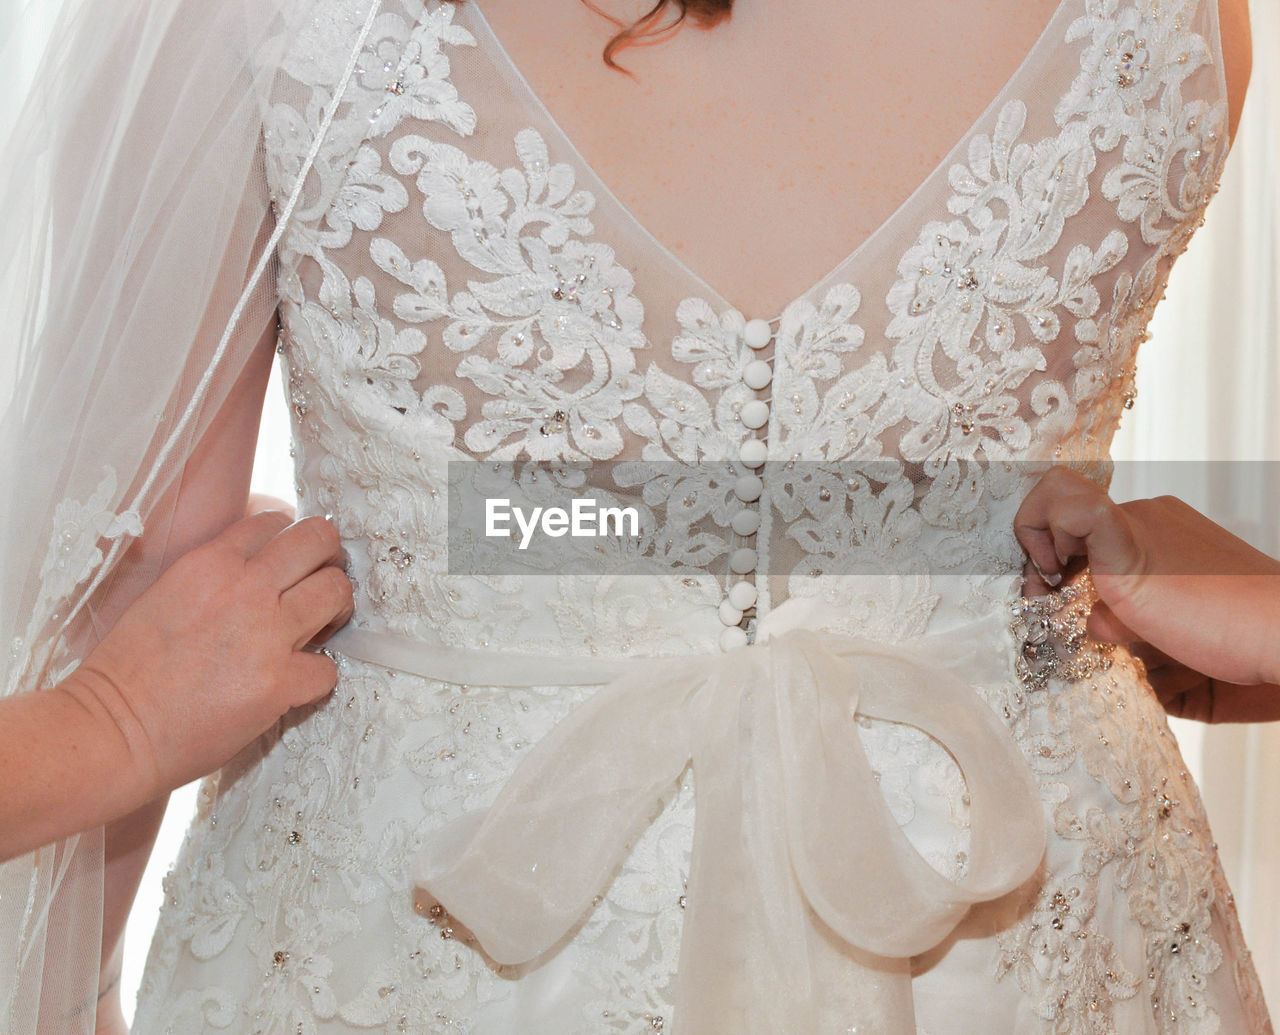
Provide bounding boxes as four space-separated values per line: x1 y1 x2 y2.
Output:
410 603 1046 1033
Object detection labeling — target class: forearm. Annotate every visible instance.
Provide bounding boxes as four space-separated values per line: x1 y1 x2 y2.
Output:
1152 660 1280 725
1208 681 1280 724
96 794 169 1034
1178 572 1280 688
0 677 155 864
95 939 128 1035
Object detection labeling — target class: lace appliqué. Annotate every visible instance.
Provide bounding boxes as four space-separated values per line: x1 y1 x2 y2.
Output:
998 571 1268 1033
7 466 143 696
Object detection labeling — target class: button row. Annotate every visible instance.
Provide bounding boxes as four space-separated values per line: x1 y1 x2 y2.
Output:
720 315 774 652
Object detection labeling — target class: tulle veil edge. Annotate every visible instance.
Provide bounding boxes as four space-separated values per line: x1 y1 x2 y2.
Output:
0 0 384 1026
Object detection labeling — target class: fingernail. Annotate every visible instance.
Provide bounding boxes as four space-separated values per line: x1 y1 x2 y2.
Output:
1029 556 1061 587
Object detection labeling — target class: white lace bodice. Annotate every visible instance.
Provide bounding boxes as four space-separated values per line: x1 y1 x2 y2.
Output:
265 0 1229 656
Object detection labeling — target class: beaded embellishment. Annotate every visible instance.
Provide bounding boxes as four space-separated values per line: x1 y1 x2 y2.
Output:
1010 570 1116 691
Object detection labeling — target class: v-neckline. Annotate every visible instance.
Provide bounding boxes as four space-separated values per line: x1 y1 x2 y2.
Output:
462 0 1077 320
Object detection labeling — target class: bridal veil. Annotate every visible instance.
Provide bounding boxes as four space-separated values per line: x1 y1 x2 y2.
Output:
0 0 389 1026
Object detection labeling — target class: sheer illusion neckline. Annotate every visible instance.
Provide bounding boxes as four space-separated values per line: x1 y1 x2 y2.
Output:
463 0 1076 318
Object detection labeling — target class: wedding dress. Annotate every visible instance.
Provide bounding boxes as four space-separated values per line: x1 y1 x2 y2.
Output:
132 0 1273 1031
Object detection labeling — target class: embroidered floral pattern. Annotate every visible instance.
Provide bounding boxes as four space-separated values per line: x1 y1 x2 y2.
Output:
6 467 144 697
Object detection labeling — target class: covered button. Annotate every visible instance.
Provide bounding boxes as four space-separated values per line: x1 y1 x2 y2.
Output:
739 439 767 468
728 581 757 610
743 318 772 349
743 359 772 390
734 474 763 502
740 400 770 429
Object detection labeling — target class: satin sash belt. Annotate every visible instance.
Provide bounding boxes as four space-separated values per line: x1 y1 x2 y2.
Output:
326 599 1046 1033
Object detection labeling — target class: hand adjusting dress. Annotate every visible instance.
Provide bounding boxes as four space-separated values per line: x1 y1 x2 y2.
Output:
135 0 1273 1031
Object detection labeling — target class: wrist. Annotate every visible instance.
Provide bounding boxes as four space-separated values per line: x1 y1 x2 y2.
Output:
56 666 164 809
0 678 161 862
